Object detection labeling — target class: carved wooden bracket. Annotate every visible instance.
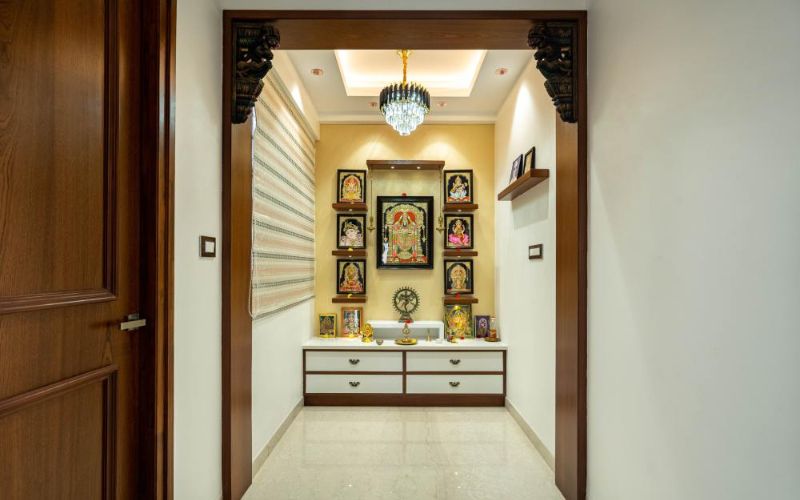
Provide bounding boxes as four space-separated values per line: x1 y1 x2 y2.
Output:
528 22 577 123
232 23 280 124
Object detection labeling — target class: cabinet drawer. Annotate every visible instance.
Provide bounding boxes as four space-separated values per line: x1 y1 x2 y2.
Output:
305 350 402 372
305 374 403 394
406 351 503 372
406 374 504 394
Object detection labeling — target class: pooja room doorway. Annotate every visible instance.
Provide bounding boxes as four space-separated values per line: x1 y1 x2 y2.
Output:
221 10 586 500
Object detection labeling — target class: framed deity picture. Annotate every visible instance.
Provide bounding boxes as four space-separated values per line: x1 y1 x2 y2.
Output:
444 170 473 204
444 259 474 295
522 147 536 176
337 169 367 203
474 315 491 338
377 196 434 269
319 313 337 338
444 304 473 339
336 214 366 249
444 214 474 250
509 154 523 183
340 307 364 337
336 259 367 295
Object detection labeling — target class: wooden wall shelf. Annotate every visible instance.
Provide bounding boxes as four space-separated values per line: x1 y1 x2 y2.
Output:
443 250 478 258
332 249 367 257
332 202 368 211
444 203 479 212
497 169 550 201
443 296 479 305
332 296 367 303
367 160 445 171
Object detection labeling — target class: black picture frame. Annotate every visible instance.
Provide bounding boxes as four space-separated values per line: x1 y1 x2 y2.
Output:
444 214 474 250
337 169 367 203
522 147 536 176
444 259 474 295
443 170 473 204
336 258 367 295
336 213 367 249
376 196 434 269
509 154 523 183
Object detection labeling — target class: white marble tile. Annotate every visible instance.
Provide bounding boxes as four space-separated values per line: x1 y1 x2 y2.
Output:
244 407 563 500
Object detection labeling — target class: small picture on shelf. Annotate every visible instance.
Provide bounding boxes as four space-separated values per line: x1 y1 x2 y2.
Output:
509 154 523 183
521 147 536 177
336 259 367 295
445 214 473 250
444 170 473 204
474 315 491 338
318 313 337 338
444 259 474 295
341 307 364 337
445 304 473 339
337 169 367 203
337 214 366 249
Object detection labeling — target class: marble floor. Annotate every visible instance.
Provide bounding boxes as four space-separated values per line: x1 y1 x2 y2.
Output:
243 407 564 500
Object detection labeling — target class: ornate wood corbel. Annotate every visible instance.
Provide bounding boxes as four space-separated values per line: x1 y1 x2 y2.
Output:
232 22 280 124
528 22 578 123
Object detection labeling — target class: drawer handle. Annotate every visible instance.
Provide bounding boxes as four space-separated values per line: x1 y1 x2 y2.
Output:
349 381 361 387
449 381 461 387
449 359 461 365
349 359 360 365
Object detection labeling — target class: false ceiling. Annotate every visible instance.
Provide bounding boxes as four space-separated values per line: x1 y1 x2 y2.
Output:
285 50 532 123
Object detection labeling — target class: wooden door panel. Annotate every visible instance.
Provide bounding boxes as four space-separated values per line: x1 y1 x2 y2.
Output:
0 0 117 313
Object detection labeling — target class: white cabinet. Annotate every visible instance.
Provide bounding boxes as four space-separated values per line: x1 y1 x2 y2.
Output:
405 351 503 372
306 350 403 372
305 374 403 394
406 374 504 394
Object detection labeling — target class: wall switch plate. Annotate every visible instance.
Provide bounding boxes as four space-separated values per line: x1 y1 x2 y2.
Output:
200 236 216 257
528 243 543 260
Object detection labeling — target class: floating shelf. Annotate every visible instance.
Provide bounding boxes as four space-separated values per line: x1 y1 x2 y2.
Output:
443 203 479 212
332 202 368 211
332 295 367 303
497 169 550 201
443 296 479 305
332 249 367 257
443 250 478 258
367 160 445 171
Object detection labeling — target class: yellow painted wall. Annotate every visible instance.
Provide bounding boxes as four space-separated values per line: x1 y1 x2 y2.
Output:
315 124 495 325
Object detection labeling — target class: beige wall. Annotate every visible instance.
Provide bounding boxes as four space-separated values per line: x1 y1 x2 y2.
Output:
315 124 495 324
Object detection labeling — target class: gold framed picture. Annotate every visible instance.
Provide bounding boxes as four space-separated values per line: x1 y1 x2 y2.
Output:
337 169 367 203
444 304 473 339
319 313 337 338
341 307 364 337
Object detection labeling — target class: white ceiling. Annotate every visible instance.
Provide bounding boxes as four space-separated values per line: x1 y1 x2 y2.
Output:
284 50 532 123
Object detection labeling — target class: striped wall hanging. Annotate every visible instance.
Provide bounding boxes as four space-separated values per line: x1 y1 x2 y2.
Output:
251 70 316 318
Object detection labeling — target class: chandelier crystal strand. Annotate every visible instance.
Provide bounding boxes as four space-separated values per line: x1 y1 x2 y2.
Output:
379 50 430 136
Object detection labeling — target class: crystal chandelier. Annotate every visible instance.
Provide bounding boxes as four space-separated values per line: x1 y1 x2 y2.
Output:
379 49 431 136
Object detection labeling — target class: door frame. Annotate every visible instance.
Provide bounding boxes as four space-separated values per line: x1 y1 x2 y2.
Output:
222 10 586 500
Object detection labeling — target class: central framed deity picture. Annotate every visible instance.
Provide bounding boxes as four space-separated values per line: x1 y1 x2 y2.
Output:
377 196 434 269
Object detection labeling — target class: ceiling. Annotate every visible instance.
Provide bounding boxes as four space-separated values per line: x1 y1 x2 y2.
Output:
285 50 532 123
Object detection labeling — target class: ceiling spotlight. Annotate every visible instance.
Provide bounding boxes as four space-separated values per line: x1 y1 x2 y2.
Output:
311 68 324 76
437 101 448 108
369 101 378 108
495 68 509 76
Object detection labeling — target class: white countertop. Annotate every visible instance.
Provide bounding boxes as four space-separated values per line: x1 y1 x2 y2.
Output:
303 337 507 350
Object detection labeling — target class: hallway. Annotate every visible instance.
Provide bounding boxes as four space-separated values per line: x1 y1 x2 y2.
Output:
244 407 563 500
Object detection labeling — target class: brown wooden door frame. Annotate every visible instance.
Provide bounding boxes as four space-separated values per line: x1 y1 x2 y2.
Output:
222 10 586 500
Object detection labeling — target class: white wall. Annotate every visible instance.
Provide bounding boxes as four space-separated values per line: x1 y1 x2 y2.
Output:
174 0 223 498
495 61 557 455
586 0 800 499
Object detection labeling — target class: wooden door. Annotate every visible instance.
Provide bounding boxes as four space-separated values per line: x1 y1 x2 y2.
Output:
0 1 150 498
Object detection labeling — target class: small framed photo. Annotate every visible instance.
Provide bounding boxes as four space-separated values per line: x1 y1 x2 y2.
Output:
319 313 337 338
341 307 364 337
337 169 367 203
474 315 491 338
444 170 473 204
444 304 473 339
521 147 536 176
509 154 523 183
336 259 367 295
337 214 366 249
444 259 474 295
444 214 474 250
